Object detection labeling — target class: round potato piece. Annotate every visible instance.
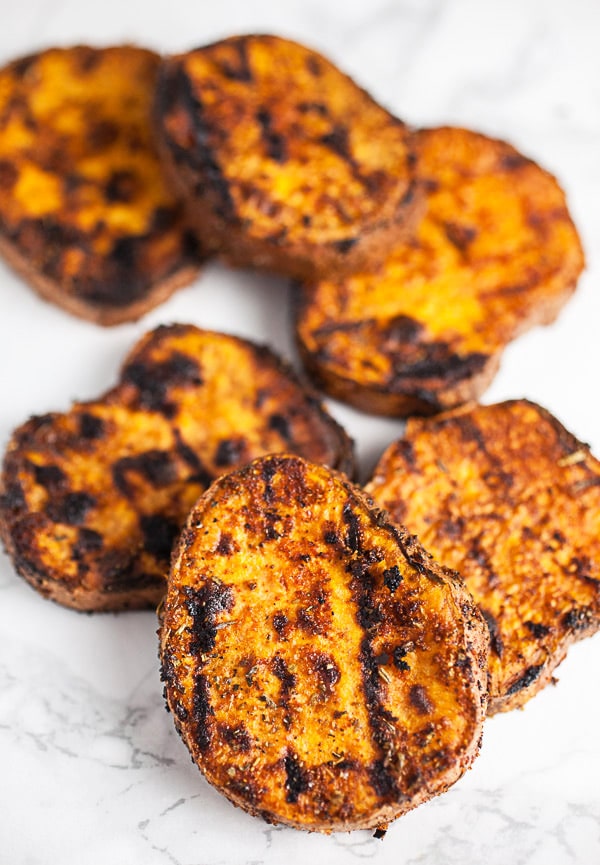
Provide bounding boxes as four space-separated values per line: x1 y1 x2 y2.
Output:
0 46 202 325
295 126 584 416
155 35 420 281
160 454 488 832
366 400 600 713
0 325 353 612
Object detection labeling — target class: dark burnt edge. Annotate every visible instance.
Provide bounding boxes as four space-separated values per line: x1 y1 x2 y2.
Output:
343 500 403 804
505 664 544 697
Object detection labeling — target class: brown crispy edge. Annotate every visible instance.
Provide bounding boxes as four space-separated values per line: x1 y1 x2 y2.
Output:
160 454 489 832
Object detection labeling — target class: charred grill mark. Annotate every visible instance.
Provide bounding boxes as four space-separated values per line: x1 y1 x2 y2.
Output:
563 607 595 631
566 555 600 588
220 723 251 752
122 351 202 415
389 348 488 385
409 684 434 715
219 39 253 82
214 437 246 467
305 56 322 76
105 169 138 203
173 430 214 488
454 417 514 491
297 100 329 116
312 652 341 694
139 514 179 561
466 534 500 588
184 581 234 654
73 527 103 555
192 672 213 751
87 119 119 150
524 620 550 639
261 460 278 505
342 501 362 553
333 237 357 254
506 664 543 696
283 751 309 803
162 65 236 219
46 491 96 525
30 463 66 488
480 608 504 658
272 655 297 703
78 412 105 440
112 450 177 497
255 109 288 164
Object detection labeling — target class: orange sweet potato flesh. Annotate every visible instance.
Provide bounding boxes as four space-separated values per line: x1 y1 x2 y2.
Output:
155 34 420 281
160 454 488 832
366 400 600 713
0 325 353 612
0 46 201 324
295 126 584 416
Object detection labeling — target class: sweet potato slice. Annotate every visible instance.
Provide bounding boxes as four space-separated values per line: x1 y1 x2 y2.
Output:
0 46 202 325
160 454 488 832
295 126 584 416
366 400 600 713
0 325 353 611
155 34 420 281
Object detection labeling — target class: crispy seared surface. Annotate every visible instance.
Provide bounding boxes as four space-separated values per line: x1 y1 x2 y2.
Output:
366 400 600 713
0 325 353 611
160 454 488 832
155 34 420 281
295 126 584 416
0 46 201 324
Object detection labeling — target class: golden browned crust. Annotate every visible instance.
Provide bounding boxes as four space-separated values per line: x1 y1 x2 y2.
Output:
0 46 203 325
295 126 585 416
155 34 421 282
366 400 600 713
0 325 354 612
160 454 488 832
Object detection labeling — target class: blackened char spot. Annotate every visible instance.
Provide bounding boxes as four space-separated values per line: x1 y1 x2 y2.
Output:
79 412 105 440
112 451 177 497
46 491 96 525
11 53 37 78
333 237 357 254
444 222 477 252
220 723 251 752
273 655 296 700
305 56 322 76
268 413 292 441
369 759 399 800
383 566 403 593
73 527 103 557
261 460 278 505
192 673 213 751
0 483 25 512
184 581 234 653
313 653 341 691
524 620 550 639
283 752 309 803
122 351 202 415
563 607 594 631
506 664 543 696
77 47 102 73
87 119 119 150
31 463 66 488
105 169 138 203
214 438 246 467
297 101 329 116
409 684 434 715
255 109 288 163
139 514 179 561
500 152 531 172
320 125 352 161
272 612 288 637
215 533 234 555
390 349 488 384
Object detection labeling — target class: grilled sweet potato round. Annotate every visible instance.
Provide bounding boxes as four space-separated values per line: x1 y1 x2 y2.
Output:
0 46 201 324
0 325 353 611
366 400 600 713
160 454 488 832
155 34 420 281
295 126 584 416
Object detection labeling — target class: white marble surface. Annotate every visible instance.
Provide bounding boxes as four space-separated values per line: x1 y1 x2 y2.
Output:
1 1 599 862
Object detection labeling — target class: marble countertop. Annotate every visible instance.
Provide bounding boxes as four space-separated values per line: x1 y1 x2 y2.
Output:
1 1 599 862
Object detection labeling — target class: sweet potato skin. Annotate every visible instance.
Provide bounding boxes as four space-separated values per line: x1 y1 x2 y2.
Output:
0 325 353 611
160 454 488 832
0 46 201 325
366 400 600 713
155 34 421 281
295 127 584 416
